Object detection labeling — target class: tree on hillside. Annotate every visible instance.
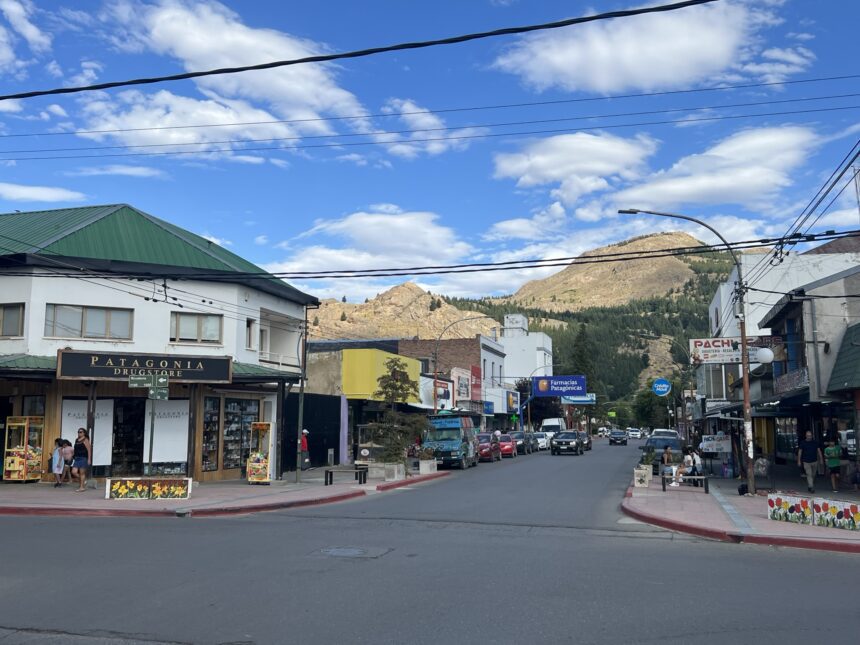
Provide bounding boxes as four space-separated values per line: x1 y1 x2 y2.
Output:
633 384 670 429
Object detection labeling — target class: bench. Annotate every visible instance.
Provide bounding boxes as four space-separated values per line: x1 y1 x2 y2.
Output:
661 474 709 494
324 466 368 486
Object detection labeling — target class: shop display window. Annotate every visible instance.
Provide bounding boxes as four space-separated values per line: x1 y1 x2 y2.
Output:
222 399 259 470
202 397 220 472
3 416 44 481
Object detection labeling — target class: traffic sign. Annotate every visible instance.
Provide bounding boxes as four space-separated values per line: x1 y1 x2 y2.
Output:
148 387 169 400
153 374 170 387
129 374 154 388
652 378 672 397
561 393 597 405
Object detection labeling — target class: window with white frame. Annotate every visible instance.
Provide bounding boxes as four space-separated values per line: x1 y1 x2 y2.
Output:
245 318 256 349
170 312 222 344
44 304 132 339
0 303 24 337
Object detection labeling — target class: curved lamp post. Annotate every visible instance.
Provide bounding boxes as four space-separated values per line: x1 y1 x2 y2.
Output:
433 316 496 413
620 208 758 493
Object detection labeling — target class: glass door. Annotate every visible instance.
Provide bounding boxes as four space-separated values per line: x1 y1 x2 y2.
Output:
222 399 259 471
202 397 220 472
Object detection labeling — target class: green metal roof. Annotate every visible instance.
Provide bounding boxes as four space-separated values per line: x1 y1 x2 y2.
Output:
0 204 317 304
827 323 860 392
0 354 56 371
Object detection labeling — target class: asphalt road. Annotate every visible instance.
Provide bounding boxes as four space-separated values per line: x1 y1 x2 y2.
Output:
0 439 856 645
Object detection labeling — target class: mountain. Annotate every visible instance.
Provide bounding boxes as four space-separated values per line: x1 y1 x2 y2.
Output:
309 282 498 340
509 232 705 311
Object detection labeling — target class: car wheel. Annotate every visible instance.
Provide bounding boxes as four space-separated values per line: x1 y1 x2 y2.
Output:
460 456 467 470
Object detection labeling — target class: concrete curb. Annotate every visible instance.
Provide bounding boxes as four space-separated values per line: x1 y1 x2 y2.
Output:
376 471 451 491
0 490 368 518
620 487 860 553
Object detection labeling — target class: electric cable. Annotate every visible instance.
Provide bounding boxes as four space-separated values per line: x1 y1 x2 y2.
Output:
0 0 717 103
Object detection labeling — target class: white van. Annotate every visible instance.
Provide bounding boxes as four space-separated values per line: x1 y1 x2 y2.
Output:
540 417 567 441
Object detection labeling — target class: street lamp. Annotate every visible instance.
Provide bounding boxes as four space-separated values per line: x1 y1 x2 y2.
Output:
619 207 757 494
433 316 495 413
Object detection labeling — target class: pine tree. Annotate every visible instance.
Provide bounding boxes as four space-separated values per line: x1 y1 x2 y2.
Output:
340 312 347 321
312 316 319 326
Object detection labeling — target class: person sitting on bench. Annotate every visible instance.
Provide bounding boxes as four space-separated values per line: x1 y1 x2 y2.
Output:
671 448 693 487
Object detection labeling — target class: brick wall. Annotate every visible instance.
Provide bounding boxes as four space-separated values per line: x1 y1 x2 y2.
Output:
398 338 480 377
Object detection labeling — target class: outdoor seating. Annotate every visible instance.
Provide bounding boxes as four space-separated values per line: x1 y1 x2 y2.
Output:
661 473 709 494
324 465 368 486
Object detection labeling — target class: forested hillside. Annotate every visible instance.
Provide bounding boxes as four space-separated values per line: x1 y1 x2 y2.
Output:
445 252 733 402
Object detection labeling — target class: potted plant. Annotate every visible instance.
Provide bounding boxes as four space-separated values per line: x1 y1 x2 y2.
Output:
418 446 437 475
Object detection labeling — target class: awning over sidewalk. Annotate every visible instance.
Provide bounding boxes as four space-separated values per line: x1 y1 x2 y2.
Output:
828 323 860 393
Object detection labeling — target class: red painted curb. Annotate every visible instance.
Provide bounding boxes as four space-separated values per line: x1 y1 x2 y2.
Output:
734 533 860 554
0 490 368 518
376 471 451 491
621 491 735 543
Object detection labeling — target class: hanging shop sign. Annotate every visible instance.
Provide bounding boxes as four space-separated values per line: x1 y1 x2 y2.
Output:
688 336 784 365
532 375 586 398
57 350 232 383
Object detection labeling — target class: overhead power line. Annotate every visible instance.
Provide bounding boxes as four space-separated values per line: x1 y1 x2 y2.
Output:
0 0 716 103
4 92 857 156
3 72 856 140
4 103 859 162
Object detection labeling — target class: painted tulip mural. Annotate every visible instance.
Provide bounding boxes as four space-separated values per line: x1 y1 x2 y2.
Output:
767 494 859 531
766 494 812 525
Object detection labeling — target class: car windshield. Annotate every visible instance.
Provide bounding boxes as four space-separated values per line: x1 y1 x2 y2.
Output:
645 438 682 451
555 432 577 439
510 431 524 439
611 430 626 436
542 425 560 432
425 429 461 442
535 433 546 438
477 433 492 442
500 435 512 442
578 432 588 438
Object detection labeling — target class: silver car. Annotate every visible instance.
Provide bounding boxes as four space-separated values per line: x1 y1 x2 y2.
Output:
534 432 548 450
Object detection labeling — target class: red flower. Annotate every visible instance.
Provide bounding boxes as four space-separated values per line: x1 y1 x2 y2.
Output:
800 499 808 509
768 499 775 508
822 502 829 512
814 504 821 513
851 504 858 515
775 497 782 507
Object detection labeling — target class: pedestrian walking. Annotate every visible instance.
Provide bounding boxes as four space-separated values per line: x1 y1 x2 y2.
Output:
797 430 823 493
824 437 842 493
61 439 74 484
301 429 309 471
51 438 65 487
72 427 92 492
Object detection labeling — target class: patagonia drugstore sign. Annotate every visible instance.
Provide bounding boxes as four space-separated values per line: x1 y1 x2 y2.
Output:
57 350 232 383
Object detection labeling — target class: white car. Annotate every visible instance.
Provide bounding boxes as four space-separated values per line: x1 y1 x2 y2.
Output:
627 428 641 439
651 428 680 439
534 432 549 450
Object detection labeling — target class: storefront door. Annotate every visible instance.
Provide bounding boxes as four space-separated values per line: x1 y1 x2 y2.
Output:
112 398 146 476
0 396 13 480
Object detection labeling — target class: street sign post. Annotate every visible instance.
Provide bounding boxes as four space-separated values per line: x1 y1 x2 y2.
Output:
144 378 170 474
561 393 597 405
128 374 154 388
148 387 169 401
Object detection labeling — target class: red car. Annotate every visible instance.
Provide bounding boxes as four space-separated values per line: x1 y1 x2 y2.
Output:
477 433 502 462
498 434 518 458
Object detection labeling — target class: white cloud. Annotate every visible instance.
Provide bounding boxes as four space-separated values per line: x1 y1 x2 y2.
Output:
485 201 567 241
787 31 815 41
494 1 752 93
809 208 859 231
254 235 268 245
493 132 657 205
377 98 483 159
45 103 67 117
368 203 402 214
493 1 806 93
740 46 815 83
269 158 290 169
0 97 21 112
65 165 166 178
201 233 232 247
44 59 61 77
68 60 103 86
614 126 818 212
0 182 85 202
0 0 51 53
336 153 367 166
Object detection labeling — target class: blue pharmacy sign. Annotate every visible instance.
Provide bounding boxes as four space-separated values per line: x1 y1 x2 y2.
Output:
532 375 587 398
483 401 495 415
651 378 672 397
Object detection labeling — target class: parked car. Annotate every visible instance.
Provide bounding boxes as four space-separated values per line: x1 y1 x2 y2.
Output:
639 437 684 475
526 432 540 453
651 428 679 439
608 429 628 446
627 428 642 439
476 433 502 462
551 431 583 455
425 414 479 469
596 426 608 437
838 429 856 457
510 431 533 455
578 431 593 451
498 434 517 458
534 432 548 450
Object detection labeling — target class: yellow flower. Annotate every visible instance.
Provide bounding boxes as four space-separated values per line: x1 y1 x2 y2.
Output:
781 501 789 510
804 507 812 516
137 484 145 492
830 506 838 516
112 482 120 490
118 485 128 495
854 512 860 522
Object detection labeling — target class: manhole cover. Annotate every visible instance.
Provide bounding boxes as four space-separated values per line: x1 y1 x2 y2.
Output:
317 546 391 559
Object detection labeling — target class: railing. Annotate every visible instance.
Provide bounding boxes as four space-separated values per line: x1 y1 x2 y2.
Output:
259 351 301 370
774 366 809 394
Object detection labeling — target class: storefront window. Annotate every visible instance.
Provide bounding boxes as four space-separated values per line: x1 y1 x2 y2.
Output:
222 399 259 470
202 397 220 472
22 396 45 416
775 417 799 462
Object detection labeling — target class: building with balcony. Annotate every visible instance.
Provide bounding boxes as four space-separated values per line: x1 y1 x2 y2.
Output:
0 204 318 481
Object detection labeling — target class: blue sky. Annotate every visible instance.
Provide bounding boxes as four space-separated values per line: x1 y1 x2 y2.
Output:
0 0 858 301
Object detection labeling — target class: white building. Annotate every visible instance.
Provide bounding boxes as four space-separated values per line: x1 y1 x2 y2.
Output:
0 204 318 482
499 314 553 384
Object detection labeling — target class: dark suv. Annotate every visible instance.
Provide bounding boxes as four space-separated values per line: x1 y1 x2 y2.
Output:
510 431 533 455
609 429 628 446
550 431 583 455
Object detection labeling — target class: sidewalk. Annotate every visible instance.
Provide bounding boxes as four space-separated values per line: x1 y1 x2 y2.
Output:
0 469 450 517
622 473 860 554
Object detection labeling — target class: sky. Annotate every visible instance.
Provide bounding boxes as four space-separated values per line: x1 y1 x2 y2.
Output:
0 0 859 302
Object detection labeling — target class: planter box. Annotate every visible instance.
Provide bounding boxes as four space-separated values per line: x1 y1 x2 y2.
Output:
813 497 860 531
419 460 437 475
767 493 812 525
106 477 192 500
384 463 406 482
367 464 386 480
633 467 651 488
